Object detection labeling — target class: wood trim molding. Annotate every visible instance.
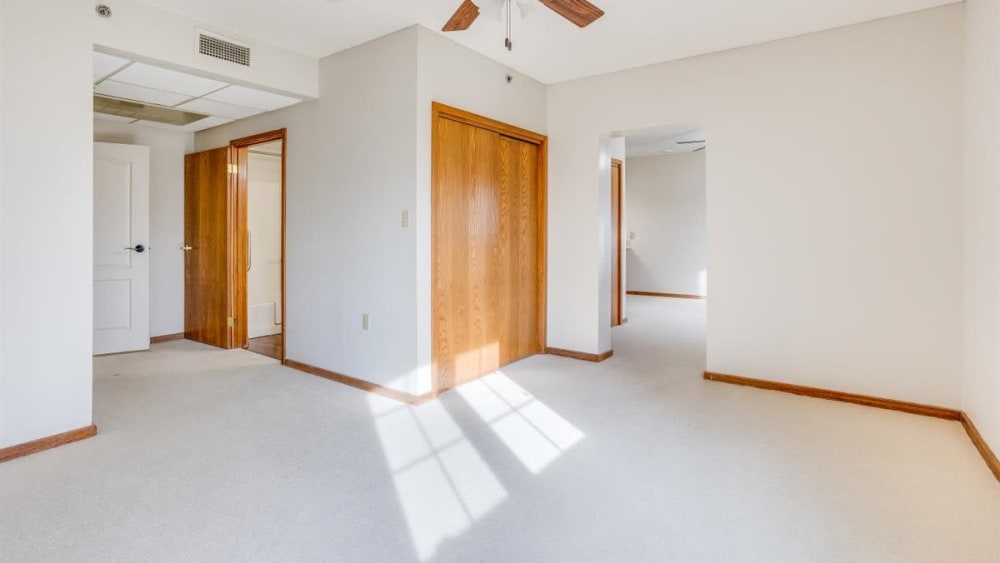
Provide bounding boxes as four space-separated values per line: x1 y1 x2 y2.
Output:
229 128 288 149
703 372 962 420
432 102 547 146
961 413 1000 483
0 425 97 464
150 332 184 344
283 359 437 405
705 371 999 484
546 347 614 363
628 291 705 300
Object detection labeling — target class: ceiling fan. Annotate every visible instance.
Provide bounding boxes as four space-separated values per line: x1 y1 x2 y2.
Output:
443 0 605 50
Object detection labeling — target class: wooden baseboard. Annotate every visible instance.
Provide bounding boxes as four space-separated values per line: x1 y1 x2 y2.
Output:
627 291 705 300
703 372 962 420
705 371 1000 485
961 413 1000 483
0 424 98 464
283 359 436 405
546 347 614 362
150 332 185 344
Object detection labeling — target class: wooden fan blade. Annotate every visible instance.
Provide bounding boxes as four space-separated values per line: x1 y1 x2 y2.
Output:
442 0 480 31
539 0 605 28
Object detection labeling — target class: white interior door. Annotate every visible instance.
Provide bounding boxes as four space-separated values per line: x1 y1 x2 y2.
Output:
94 142 150 355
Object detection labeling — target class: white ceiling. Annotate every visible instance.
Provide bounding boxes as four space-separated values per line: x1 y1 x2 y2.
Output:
625 129 705 158
132 0 959 84
93 51 305 132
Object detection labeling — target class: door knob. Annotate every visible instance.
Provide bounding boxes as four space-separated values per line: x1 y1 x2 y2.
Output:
181 245 194 251
125 244 146 253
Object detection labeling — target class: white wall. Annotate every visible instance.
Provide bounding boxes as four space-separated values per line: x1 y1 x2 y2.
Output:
93 120 194 338
1 0 319 449
0 0 6 444
247 152 283 338
625 152 707 297
91 0 318 98
1 0 94 447
548 5 964 406
963 0 1000 453
197 26 547 396
198 27 422 394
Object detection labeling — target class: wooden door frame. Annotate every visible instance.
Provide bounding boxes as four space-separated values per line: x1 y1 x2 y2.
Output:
430 102 548 394
229 128 287 360
611 158 623 326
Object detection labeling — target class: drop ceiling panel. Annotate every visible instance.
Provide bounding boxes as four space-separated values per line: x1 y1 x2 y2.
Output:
134 116 234 132
95 80 193 107
112 63 229 97
205 85 301 111
93 52 131 82
95 112 139 123
92 50 305 132
177 98 264 120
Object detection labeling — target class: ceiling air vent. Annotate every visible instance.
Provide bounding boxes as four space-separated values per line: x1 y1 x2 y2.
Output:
197 31 251 67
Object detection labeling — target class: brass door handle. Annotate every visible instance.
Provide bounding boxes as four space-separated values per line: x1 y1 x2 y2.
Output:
181 245 194 251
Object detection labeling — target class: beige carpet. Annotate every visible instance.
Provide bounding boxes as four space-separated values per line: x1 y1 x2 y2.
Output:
1 297 997 562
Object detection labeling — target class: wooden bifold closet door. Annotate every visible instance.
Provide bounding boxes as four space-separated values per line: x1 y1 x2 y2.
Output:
433 107 546 392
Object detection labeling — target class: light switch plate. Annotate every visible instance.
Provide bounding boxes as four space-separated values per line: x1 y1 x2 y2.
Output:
401 210 409 228
362 314 371 331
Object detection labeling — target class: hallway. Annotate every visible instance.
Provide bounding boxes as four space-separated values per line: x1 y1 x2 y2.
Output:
0 297 997 562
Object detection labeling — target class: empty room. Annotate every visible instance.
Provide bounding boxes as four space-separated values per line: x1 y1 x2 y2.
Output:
1 0 999 561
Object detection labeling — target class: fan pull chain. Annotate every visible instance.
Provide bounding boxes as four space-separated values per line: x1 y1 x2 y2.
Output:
505 0 512 51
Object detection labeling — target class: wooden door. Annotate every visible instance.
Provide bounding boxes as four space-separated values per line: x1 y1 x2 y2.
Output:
611 159 623 326
93 142 151 355
184 147 235 348
498 135 541 362
433 111 545 391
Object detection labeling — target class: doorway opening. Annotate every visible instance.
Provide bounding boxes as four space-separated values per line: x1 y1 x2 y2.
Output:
232 131 286 361
183 129 286 361
621 128 707 303
607 126 707 362
242 139 285 360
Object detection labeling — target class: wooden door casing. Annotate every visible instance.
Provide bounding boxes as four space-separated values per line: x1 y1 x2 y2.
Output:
229 128 287 359
431 103 547 393
611 158 623 327
232 145 249 350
